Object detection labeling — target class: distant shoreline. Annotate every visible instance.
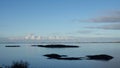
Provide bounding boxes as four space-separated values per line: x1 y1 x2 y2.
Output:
0 42 120 44
78 42 120 43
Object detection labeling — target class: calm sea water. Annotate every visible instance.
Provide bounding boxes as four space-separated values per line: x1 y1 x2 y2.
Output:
0 43 120 68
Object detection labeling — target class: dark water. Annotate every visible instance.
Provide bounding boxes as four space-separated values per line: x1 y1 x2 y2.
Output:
0 43 120 68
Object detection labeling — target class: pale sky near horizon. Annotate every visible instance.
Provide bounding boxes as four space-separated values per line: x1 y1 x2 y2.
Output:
0 0 120 40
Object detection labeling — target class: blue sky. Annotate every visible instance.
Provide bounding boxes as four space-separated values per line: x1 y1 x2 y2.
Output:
0 0 120 41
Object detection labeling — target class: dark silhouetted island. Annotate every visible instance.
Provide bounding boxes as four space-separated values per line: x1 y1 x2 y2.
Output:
44 54 66 58
44 54 113 61
86 54 113 61
44 54 80 60
5 45 20 47
32 44 79 48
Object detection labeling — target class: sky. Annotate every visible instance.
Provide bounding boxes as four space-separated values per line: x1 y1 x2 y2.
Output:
0 0 120 42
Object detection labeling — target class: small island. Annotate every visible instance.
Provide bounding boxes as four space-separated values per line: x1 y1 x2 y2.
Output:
5 45 20 47
44 54 113 61
32 44 79 48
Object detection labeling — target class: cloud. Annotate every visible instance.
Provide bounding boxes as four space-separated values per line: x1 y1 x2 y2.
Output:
76 30 92 34
0 37 9 41
25 34 37 40
82 10 120 23
67 30 93 35
24 34 76 40
88 23 120 30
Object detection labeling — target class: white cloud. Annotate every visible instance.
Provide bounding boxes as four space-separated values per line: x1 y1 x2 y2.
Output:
24 34 38 40
24 34 76 40
36 36 41 40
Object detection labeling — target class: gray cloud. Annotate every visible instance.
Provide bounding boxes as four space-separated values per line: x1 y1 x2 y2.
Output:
82 11 120 23
88 24 120 30
0 37 12 43
89 16 120 22
67 30 93 35
76 30 92 34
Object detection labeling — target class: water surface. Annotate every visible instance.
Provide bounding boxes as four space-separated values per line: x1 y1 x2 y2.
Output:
0 43 120 68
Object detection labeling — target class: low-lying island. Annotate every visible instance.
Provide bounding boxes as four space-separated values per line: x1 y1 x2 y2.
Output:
44 54 113 61
32 44 79 48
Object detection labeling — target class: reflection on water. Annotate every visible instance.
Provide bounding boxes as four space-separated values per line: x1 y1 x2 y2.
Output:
0 43 120 68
